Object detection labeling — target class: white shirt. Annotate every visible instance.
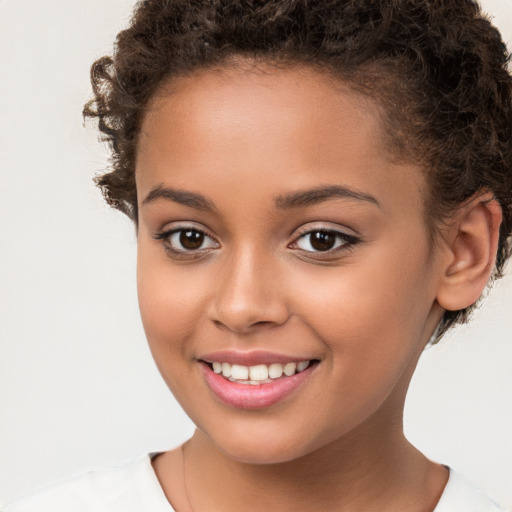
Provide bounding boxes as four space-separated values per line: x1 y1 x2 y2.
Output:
3 454 505 512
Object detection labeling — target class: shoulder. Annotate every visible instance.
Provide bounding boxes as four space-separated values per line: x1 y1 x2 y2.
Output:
2 454 173 512
434 469 505 512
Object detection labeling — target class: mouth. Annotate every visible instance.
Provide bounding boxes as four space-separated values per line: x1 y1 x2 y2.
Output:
199 356 319 409
204 359 314 384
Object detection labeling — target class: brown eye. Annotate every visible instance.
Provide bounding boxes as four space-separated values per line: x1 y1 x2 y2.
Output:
309 231 336 251
154 226 219 255
293 229 358 254
179 229 204 250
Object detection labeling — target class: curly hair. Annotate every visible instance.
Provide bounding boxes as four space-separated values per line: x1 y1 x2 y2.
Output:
84 0 512 340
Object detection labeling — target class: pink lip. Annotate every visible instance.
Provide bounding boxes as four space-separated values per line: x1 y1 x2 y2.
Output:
200 361 316 410
199 350 312 366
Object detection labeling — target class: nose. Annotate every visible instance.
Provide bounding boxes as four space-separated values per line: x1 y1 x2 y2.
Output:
208 247 290 334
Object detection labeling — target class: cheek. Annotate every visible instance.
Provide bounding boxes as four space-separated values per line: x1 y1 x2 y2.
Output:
287 247 434 380
136 247 208 356
136 247 216 409
282 265 431 440
292 262 429 336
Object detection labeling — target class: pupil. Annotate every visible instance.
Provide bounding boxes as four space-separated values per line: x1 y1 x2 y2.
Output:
180 230 204 250
311 231 335 251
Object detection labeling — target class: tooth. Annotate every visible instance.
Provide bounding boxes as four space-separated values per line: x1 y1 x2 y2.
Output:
221 362 231 378
212 362 222 374
268 363 284 379
297 361 310 372
283 362 297 376
249 364 269 381
231 364 249 380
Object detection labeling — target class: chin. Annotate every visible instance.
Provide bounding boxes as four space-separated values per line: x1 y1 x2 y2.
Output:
199 419 330 465
218 438 309 465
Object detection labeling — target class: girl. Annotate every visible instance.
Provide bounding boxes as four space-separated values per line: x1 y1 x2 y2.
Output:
3 0 511 510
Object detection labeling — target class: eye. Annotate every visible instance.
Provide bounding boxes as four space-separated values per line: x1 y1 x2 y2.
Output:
154 226 219 255
291 229 358 253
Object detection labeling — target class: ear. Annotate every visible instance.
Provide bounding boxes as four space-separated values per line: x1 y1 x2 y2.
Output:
436 193 502 312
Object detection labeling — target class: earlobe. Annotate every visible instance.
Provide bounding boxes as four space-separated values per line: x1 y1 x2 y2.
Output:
436 194 502 312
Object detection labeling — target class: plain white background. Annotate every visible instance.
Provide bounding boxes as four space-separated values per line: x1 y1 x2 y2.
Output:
0 0 511 508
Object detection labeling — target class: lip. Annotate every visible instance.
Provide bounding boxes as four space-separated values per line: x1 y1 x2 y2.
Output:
199 350 313 366
200 360 317 410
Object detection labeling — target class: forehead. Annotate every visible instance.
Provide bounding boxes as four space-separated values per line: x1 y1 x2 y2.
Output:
136 64 426 220
139 64 385 160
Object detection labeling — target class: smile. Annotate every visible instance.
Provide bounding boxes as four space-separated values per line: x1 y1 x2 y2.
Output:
200 358 318 409
209 360 311 384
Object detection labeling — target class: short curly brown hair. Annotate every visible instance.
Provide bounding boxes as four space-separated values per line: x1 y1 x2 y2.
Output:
84 0 512 340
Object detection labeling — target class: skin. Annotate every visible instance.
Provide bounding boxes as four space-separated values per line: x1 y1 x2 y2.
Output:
134 64 498 511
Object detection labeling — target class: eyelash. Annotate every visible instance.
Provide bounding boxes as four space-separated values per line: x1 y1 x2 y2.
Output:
289 228 360 256
153 225 360 259
153 226 219 258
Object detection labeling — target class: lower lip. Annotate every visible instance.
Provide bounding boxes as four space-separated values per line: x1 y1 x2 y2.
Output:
200 362 316 410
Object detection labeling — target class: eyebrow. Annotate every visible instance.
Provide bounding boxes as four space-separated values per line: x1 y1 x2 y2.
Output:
142 183 380 213
274 185 380 209
142 184 217 213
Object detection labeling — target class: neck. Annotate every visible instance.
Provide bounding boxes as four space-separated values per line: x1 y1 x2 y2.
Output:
182 414 446 512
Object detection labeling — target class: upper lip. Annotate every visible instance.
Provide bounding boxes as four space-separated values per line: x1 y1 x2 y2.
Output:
199 350 315 366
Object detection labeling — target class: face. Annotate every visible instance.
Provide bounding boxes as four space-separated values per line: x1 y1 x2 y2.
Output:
135 65 445 464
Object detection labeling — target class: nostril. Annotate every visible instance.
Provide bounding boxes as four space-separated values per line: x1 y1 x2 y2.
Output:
253 320 273 327
212 318 276 333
